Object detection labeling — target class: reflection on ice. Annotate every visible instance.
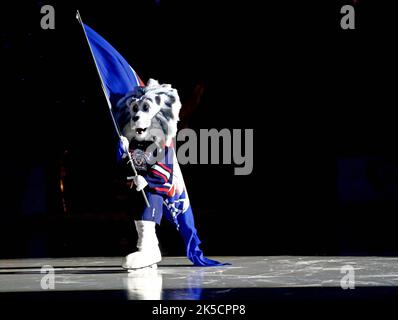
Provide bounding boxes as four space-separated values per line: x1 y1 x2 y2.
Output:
123 266 208 300
123 265 163 300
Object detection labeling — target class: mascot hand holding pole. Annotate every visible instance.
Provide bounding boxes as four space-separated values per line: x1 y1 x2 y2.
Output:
77 12 226 269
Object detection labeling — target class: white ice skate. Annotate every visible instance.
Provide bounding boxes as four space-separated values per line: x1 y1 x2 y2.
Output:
122 220 162 270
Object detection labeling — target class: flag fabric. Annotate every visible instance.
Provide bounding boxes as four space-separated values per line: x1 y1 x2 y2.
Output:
82 23 227 267
83 24 144 104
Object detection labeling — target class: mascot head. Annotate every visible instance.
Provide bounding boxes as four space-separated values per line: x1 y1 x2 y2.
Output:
116 79 181 146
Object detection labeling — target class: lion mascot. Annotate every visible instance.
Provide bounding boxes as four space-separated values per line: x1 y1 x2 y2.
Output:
116 79 225 270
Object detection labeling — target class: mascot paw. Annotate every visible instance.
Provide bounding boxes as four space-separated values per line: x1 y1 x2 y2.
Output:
133 175 148 191
120 136 130 153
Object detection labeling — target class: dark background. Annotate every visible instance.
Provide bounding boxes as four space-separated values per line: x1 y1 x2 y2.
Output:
0 1 397 258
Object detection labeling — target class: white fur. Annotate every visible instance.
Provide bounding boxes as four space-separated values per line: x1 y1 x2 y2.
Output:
121 79 181 146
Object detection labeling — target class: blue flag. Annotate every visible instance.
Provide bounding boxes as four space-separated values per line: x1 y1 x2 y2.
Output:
81 22 227 267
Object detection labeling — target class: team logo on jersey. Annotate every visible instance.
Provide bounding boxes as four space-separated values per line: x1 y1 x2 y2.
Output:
130 149 152 171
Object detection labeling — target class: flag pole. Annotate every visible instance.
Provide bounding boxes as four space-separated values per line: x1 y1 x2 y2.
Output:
76 10 150 208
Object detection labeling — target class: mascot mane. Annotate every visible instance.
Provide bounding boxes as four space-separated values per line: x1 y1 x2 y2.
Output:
116 79 181 146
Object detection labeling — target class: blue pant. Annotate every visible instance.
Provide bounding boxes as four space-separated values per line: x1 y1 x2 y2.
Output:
137 192 164 225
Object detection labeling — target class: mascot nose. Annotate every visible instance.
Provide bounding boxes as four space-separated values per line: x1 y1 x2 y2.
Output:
133 116 140 122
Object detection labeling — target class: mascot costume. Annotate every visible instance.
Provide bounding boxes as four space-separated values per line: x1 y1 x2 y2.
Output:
117 79 187 269
77 13 226 270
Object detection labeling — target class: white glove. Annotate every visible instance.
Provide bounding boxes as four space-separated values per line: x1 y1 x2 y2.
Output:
120 136 130 154
133 175 148 192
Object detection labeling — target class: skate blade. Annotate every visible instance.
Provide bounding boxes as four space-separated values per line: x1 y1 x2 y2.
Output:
126 263 158 272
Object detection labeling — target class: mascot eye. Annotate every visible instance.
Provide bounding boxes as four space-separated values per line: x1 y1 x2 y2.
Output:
143 104 149 112
132 104 138 112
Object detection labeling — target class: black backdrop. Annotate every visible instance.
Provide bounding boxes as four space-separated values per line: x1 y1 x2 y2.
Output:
0 1 397 258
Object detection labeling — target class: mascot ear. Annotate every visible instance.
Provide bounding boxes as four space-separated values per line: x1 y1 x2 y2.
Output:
162 88 181 115
157 87 182 133
146 78 171 90
146 78 160 88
